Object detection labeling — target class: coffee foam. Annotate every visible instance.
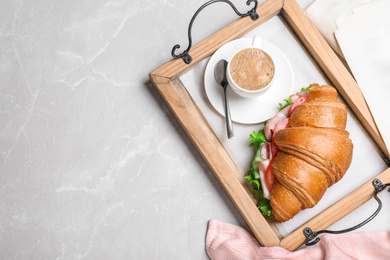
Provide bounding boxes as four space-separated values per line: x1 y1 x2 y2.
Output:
229 48 275 91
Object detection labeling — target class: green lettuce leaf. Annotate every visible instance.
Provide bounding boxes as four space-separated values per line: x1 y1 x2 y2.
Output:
301 86 314 91
258 199 274 218
245 161 275 219
249 129 267 149
247 176 274 218
246 127 275 219
278 97 292 110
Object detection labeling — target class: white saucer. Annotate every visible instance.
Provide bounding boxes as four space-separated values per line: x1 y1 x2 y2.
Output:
204 38 294 124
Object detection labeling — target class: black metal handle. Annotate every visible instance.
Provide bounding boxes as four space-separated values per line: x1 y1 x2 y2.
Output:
171 0 259 64
303 179 390 246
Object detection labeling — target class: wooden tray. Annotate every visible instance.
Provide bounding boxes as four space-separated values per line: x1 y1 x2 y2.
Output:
150 0 390 251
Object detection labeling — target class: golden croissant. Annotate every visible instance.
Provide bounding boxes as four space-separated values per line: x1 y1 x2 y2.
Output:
271 84 353 222
247 84 353 222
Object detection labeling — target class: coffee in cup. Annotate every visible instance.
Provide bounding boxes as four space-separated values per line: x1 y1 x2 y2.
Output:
229 48 275 91
226 36 276 98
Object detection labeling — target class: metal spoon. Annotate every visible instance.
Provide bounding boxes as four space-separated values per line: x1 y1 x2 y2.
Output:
214 59 234 139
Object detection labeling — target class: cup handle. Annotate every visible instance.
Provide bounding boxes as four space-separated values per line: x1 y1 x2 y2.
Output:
252 36 263 48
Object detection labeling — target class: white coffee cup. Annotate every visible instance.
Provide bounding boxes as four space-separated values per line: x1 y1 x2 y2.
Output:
227 36 275 98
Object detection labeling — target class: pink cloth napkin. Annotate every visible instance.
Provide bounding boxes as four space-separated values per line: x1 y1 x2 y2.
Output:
206 220 390 260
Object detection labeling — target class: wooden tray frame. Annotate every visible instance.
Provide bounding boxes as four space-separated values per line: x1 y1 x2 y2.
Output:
150 0 390 251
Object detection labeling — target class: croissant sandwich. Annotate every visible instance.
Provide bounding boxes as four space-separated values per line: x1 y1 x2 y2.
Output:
245 84 353 222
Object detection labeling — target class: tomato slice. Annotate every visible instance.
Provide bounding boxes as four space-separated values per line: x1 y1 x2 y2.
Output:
290 95 308 116
271 141 278 158
265 157 276 192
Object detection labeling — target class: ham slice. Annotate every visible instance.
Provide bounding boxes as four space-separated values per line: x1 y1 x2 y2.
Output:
264 105 291 141
260 142 271 161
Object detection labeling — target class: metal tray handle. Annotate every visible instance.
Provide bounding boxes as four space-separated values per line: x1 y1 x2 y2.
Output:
171 0 259 64
304 179 390 246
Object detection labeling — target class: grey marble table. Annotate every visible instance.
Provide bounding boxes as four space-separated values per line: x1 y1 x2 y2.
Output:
2 0 389 259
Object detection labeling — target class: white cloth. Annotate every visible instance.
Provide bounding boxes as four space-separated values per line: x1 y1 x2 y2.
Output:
305 0 372 57
306 0 390 150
